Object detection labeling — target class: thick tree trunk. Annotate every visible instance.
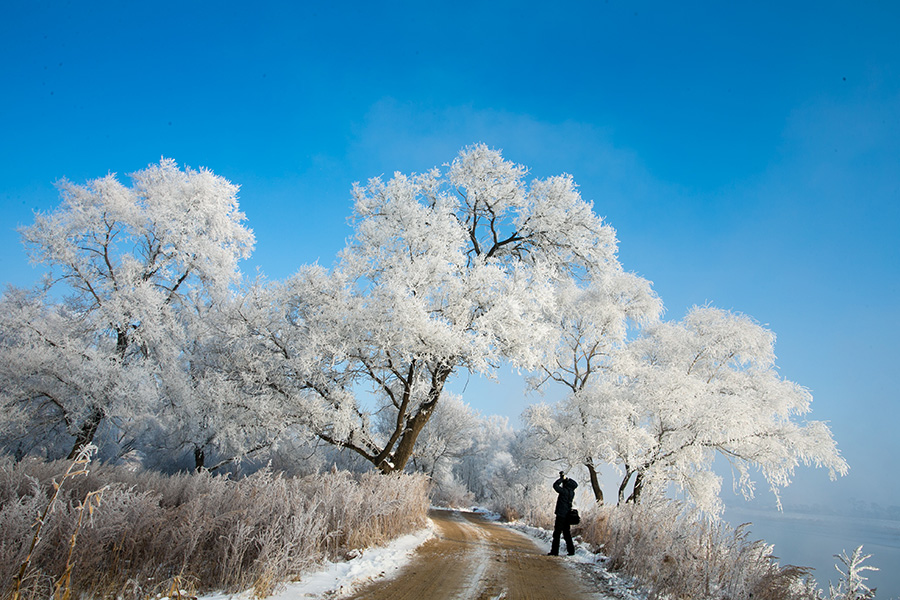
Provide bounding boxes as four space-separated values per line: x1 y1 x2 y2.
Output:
585 461 604 504
379 402 437 474
626 471 644 504
116 328 128 357
67 406 103 460
377 362 452 474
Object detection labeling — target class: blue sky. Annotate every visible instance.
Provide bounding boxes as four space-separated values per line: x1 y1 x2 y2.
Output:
2 0 898 524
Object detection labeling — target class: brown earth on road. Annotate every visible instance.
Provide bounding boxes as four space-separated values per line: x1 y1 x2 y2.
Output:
343 509 608 600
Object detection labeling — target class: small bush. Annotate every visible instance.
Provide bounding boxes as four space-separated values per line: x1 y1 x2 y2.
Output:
0 455 430 600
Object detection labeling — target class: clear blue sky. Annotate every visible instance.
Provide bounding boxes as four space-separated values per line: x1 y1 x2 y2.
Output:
2 0 898 519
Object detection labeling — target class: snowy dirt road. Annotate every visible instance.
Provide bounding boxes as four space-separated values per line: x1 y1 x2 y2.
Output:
342 509 609 600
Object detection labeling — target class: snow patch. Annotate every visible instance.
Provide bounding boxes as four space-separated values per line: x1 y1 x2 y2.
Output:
200 520 434 600
431 504 502 521
468 505 502 521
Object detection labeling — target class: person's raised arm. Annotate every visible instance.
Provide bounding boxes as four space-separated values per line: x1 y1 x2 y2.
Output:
553 472 565 494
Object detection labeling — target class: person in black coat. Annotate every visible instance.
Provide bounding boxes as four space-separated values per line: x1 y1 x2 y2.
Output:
549 471 577 556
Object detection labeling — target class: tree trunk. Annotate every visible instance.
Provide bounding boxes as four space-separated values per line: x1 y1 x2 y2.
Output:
116 327 129 357
194 446 206 472
379 403 436 474
626 471 644 504
67 406 103 460
377 362 452 474
617 467 634 505
67 326 128 461
585 461 604 504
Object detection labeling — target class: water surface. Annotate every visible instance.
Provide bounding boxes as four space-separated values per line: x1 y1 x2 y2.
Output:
724 507 900 598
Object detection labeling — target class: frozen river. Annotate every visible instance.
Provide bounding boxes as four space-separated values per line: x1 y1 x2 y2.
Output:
724 507 900 598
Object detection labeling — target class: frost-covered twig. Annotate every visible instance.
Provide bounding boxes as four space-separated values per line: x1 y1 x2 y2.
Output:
828 545 878 600
7 444 97 600
53 485 107 600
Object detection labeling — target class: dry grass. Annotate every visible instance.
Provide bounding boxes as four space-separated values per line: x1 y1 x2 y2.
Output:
5 445 98 600
575 498 867 600
0 455 430 600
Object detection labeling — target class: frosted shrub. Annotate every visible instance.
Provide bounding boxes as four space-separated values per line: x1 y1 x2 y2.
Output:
431 476 475 508
828 546 878 600
579 499 824 600
487 476 555 527
0 455 430 600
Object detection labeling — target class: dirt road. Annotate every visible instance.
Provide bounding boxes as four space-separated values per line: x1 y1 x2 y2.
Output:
343 509 608 600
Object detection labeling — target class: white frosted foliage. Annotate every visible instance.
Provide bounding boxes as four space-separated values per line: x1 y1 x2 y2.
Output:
527 304 848 514
231 144 626 473
1 159 255 460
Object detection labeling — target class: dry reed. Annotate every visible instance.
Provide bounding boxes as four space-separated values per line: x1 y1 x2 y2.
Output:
0 455 430 600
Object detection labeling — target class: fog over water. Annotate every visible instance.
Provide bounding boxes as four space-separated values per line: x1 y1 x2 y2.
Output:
723 507 900 598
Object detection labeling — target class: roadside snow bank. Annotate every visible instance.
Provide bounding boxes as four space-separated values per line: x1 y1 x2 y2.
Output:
506 521 648 600
505 521 600 565
200 520 434 600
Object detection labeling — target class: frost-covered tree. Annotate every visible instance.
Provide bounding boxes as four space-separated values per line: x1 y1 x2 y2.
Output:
524 271 662 502
406 393 480 479
403 393 518 505
0 287 154 459
231 144 622 473
403 394 506 505
537 306 848 513
148 296 286 471
0 159 254 458
485 428 562 523
454 411 516 501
